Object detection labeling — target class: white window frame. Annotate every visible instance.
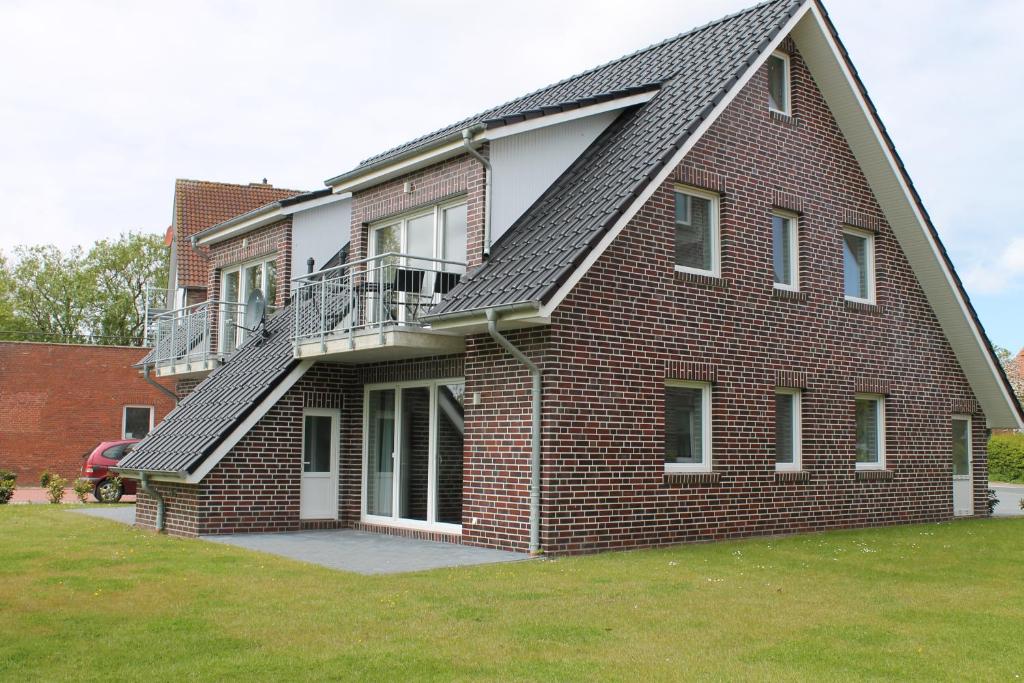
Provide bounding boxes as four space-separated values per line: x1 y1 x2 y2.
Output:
361 377 465 534
768 50 792 116
219 255 278 352
664 380 713 473
842 226 876 304
775 388 802 471
673 186 721 278
367 197 468 268
854 393 886 471
772 210 800 292
122 405 154 439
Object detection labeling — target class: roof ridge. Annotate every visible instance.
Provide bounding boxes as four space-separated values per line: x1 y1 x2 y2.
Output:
355 0 791 168
174 178 307 195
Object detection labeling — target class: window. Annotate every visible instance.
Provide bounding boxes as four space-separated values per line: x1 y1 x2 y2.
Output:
221 256 278 352
843 228 875 302
123 406 153 439
665 382 712 472
369 200 468 275
855 394 885 469
952 416 971 477
303 413 333 474
772 212 798 290
775 389 801 471
674 188 719 276
768 52 790 115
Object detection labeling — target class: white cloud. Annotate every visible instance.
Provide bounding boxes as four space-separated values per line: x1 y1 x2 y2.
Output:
962 238 1024 295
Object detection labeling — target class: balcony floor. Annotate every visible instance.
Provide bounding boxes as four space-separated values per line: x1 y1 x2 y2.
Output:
294 327 464 363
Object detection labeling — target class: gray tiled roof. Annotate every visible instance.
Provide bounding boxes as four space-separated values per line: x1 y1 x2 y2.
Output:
117 308 299 475
425 0 802 316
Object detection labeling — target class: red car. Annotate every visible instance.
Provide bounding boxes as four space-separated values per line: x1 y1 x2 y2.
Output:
81 440 138 503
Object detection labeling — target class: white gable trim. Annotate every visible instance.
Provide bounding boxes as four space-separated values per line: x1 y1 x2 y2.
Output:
792 3 1021 429
194 193 351 247
538 1 812 316
483 90 658 142
185 359 315 483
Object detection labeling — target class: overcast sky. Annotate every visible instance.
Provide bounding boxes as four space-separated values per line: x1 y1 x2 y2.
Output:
0 0 1021 351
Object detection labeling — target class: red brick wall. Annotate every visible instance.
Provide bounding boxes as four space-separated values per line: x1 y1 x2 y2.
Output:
533 44 988 554
0 342 176 482
350 153 486 268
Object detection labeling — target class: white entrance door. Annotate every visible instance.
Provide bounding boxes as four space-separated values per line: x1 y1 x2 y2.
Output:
300 409 339 520
952 415 973 517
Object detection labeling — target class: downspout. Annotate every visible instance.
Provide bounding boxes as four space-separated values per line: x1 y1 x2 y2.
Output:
143 364 179 404
485 309 541 555
461 127 492 260
139 473 165 532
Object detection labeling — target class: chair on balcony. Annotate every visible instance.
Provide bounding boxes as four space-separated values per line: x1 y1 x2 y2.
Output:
433 271 462 296
392 268 427 323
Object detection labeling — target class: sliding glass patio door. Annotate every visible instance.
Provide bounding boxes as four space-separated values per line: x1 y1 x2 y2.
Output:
363 380 464 531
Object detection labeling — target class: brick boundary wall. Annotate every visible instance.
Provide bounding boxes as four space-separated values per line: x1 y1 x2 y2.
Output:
0 342 177 482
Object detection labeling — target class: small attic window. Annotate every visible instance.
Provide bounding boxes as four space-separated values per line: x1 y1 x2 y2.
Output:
767 51 790 115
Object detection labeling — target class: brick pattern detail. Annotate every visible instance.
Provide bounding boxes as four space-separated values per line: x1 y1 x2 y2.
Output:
950 399 981 415
772 189 804 214
776 470 811 483
775 370 808 389
664 472 722 485
672 166 729 194
854 378 891 395
666 361 717 383
349 153 486 269
844 299 883 314
352 522 464 545
674 271 729 288
357 356 464 385
843 209 882 233
772 288 809 302
0 343 175 481
855 470 895 482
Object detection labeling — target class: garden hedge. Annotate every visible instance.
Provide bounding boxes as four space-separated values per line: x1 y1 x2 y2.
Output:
989 433 1024 484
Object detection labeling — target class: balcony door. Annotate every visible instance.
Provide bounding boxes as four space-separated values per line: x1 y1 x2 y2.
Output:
363 380 464 531
220 258 277 353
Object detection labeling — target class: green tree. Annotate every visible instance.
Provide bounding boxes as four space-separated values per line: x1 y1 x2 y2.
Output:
8 245 95 342
86 232 169 346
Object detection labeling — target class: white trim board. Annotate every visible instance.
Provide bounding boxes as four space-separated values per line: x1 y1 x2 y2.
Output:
186 359 315 483
194 193 351 247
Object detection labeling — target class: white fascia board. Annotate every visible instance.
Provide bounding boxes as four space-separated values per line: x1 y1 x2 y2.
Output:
793 4 1022 429
185 359 314 483
195 193 350 247
328 140 467 193
480 91 658 142
538 2 812 318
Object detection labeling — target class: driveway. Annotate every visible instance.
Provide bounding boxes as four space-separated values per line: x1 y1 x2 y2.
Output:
991 483 1024 517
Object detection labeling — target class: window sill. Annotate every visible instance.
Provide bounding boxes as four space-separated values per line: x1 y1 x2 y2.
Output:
844 299 882 314
775 470 811 483
664 471 721 486
674 270 728 289
769 109 799 126
773 287 809 303
855 469 894 482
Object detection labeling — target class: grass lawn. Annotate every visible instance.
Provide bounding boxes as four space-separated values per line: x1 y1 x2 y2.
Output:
2 508 1023 681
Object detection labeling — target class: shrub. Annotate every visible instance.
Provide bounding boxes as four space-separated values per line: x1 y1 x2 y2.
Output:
45 475 67 504
72 478 93 504
987 488 999 515
0 469 16 484
0 479 14 505
988 433 1024 484
39 470 53 488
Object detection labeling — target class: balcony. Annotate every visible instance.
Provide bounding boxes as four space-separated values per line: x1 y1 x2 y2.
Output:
291 253 466 362
149 300 246 377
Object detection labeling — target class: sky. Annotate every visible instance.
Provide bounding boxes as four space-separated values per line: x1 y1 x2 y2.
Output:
0 0 1021 351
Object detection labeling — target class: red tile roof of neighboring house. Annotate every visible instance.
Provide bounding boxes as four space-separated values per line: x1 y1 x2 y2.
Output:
173 179 305 289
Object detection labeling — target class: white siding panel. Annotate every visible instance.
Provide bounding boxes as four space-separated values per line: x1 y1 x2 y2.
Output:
292 198 351 276
490 111 618 241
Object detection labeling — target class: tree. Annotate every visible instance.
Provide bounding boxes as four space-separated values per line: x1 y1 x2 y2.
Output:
86 232 169 346
8 245 95 342
995 346 1024 405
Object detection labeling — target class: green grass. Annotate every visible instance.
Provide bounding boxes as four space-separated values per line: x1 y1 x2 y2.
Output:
2 507 1023 681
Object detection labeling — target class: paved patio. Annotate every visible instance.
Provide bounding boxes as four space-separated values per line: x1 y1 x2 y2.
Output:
204 530 526 575
71 506 136 524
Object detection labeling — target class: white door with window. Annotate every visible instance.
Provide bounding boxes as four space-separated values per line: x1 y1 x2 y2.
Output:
300 409 339 520
952 415 973 517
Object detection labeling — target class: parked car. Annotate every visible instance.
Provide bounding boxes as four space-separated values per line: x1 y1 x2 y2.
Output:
81 440 138 503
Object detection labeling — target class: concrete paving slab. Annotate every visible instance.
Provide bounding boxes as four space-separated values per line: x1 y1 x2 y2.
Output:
203 529 526 575
69 506 136 525
991 483 1024 517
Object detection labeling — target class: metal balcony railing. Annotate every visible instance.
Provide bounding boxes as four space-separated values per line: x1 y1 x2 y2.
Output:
291 252 465 352
150 300 246 371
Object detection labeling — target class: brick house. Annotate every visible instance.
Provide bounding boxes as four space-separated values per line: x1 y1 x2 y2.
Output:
121 0 1024 554
0 342 176 482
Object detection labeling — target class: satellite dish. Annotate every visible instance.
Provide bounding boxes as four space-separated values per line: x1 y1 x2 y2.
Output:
243 289 267 331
